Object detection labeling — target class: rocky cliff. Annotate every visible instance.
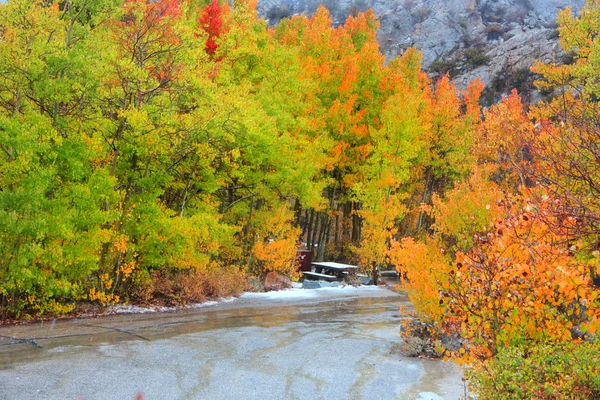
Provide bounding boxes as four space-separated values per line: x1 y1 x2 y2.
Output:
258 0 583 101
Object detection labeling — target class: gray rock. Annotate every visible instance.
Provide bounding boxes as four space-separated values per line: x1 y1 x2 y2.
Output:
302 280 322 289
416 392 445 400
440 331 464 352
360 277 374 285
301 280 342 289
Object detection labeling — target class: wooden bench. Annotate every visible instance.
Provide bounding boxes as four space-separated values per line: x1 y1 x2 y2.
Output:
302 271 339 282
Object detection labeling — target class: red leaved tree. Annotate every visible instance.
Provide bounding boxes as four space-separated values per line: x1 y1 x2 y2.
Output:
199 0 225 56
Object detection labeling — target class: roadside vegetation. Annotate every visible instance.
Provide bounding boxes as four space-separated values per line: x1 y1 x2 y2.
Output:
0 0 482 318
391 3 600 397
0 0 598 397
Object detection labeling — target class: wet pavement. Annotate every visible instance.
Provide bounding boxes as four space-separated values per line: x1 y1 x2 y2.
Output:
0 286 465 399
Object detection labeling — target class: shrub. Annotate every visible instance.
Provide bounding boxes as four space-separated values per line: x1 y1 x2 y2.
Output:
471 341 600 399
481 69 536 107
347 0 368 17
561 51 577 65
249 206 302 280
429 60 459 77
547 29 560 40
129 265 247 305
199 265 248 298
463 47 490 68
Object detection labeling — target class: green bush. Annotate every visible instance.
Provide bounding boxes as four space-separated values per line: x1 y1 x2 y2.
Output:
480 68 536 107
463 47 490 68
547 29 560 40
471 341 600 400
429 60 459 77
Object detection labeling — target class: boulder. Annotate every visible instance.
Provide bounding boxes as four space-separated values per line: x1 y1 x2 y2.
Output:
416 392 445 400
360 276 374 286
301 280 341 289
440 331 464 352
302 280 321 289
404 336 442 358
263 272 292 291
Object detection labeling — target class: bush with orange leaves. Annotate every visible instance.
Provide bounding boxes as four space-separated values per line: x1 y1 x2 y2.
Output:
389 167 506 338
250 205 301 281
442 193 598 362
390 167 599 363
389 236 448 327
390 176 600 399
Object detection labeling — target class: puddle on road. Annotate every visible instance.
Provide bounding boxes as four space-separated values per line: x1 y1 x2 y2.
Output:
0 290 465 399
408 358 465 398
0 296 403 368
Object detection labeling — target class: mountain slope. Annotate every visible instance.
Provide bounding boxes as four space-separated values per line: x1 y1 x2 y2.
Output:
259 0 583 101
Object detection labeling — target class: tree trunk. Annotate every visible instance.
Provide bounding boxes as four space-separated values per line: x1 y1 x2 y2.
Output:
372 261 378 285
317 213 329 261
306 209 315 250
311 212 320 257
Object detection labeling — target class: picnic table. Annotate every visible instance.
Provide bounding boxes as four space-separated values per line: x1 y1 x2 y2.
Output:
309 262 358 279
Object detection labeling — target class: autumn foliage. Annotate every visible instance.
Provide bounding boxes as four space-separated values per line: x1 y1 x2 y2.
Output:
381 2 600 397
0 2 598 395
0 0 478 318
199 0 226 56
